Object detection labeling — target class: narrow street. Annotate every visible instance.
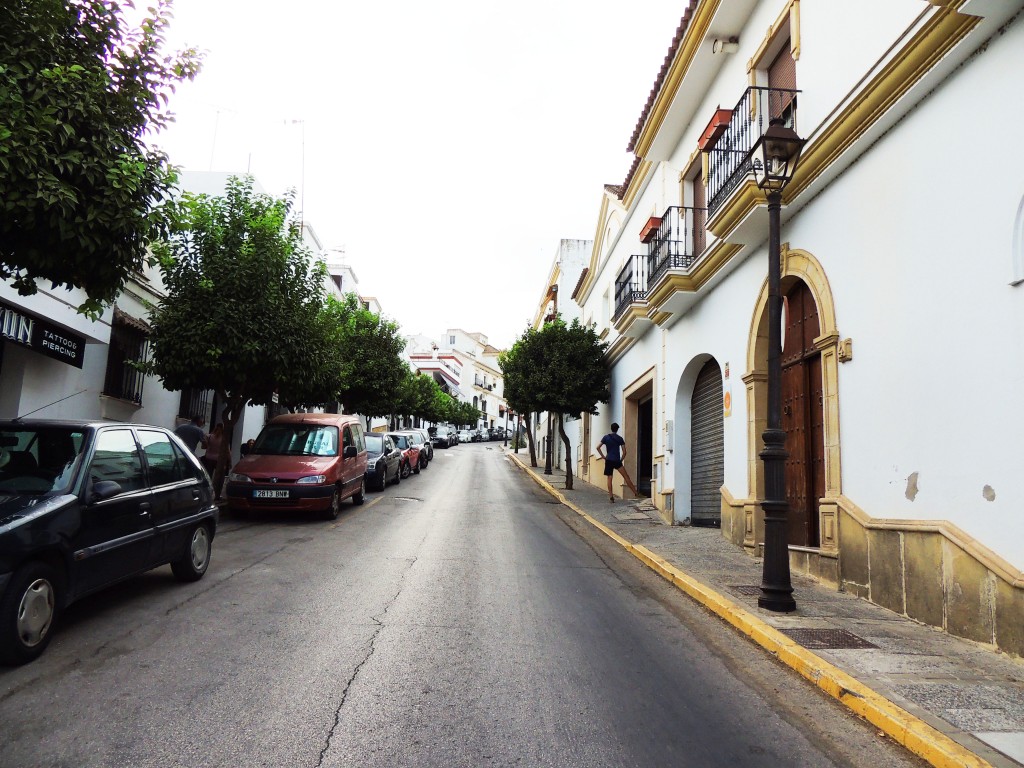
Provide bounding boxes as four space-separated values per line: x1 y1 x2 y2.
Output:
0 445 922 768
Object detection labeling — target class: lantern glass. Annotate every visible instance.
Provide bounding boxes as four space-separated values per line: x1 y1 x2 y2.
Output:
753 119 805 191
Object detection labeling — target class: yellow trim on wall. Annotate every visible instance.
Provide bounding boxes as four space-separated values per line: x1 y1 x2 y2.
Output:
645 241 744 312
747 0 800 73
784 4 979 203
631 0 722 159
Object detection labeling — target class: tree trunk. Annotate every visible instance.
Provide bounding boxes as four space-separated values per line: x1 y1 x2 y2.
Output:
558 413 573 490
213 394 246 500
524 412 538 467
544 412 553 475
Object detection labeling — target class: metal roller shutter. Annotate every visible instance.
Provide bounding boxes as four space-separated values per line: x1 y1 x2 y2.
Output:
690 360 724 527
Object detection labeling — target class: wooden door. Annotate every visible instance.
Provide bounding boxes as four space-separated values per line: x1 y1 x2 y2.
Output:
780 280 824 546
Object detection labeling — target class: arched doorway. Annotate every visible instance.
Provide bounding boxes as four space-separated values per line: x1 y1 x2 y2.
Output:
781 279 825 546
690 359 724 527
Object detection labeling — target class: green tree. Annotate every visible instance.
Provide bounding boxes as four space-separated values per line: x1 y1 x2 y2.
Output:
451 400 481 429
535 318 609 489
0 0 201 315
146 176 336 491
500 327 543 466
503 320 609 487
327 294 407 429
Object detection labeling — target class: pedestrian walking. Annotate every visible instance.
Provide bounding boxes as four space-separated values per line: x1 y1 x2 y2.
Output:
174 414 208 456
596 422 639 502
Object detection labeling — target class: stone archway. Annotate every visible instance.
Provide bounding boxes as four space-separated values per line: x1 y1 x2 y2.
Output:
744 244 842 555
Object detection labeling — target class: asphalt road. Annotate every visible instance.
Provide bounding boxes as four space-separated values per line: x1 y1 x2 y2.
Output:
0 442 923 767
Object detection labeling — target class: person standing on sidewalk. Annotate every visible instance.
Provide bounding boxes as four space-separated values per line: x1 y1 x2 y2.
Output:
596 422 639 502
174 414 208 456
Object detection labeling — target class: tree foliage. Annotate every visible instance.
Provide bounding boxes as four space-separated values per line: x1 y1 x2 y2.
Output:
501 319 609 484
146 176 335 487
0 0 202 315
329 294 407 420
500 327 543 466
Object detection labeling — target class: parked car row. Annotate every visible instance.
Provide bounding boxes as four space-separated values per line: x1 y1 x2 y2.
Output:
364 428 433 490
430 425 508 447
0 413 442 667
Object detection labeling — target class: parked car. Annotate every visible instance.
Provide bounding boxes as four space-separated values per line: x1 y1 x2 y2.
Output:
490 427 506 441
226 413 367 520
478 428 491 442
364 433 402 490
400 430 431 469
0 419 219 666
409 428 433 462
431 426 455 449
456 429 474 444
388 433 421 478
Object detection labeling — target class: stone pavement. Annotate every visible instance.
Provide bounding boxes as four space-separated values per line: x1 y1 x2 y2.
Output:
506 450 1024 768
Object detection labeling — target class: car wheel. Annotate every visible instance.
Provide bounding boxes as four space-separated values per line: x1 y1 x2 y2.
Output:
374 466 386 491
352 478 365 506
420 455 428 471
0 561 61 666
391 464 401 485
413 458 420 475
171 523 213 582
321 488 341 520
401 460 412 479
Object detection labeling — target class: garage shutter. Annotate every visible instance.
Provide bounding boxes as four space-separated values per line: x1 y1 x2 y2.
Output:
690 360 724 527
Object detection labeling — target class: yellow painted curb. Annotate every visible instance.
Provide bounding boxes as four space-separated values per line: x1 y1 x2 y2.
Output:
506 452 992 768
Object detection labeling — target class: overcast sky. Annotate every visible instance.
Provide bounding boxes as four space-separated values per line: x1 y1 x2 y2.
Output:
154 1 684 349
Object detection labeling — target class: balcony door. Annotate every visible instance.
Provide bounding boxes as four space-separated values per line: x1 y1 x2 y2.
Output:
781 279 824 547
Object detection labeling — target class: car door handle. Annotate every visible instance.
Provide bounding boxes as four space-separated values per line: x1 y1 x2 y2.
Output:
139 502 152 516
192 490 201 500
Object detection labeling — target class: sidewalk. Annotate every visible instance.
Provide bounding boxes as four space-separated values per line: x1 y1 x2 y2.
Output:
506 450 1024 768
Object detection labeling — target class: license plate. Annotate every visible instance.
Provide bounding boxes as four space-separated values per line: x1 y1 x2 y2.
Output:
254 489 289 499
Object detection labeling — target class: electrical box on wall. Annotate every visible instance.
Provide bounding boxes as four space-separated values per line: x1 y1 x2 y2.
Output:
665 419 674 452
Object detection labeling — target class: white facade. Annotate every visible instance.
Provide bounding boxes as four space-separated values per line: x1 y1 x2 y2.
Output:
562 1 1024 653
406 330 508 431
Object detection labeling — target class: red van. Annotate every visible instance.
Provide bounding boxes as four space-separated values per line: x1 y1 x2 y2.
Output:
226 413 367 519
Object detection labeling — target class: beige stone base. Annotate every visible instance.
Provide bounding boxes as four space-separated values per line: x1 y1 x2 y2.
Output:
722 486 1024 658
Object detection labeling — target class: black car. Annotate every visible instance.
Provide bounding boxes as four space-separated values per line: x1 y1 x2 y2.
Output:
0 420 218 666
364 433 402 491
430 426 455 449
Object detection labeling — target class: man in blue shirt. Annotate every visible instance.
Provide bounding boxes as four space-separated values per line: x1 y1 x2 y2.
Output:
174 414 208 456
596 422 639 502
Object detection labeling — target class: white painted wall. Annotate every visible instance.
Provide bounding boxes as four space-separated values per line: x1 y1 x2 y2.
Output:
572 3 1024 563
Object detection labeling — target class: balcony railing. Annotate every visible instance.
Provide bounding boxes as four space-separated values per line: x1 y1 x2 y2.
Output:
613 255 648 321
706 86 800 215
646 206 707 288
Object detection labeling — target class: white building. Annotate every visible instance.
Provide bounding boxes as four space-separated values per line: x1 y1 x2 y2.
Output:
406 330 508 431
565 1 1024 656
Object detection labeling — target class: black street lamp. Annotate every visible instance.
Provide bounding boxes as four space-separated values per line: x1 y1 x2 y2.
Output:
751 118 805 613
504 408 510 447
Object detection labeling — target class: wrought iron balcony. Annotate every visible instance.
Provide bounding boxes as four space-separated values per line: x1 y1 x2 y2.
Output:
646 206 707 289
613 255 648 321
706 86 800 215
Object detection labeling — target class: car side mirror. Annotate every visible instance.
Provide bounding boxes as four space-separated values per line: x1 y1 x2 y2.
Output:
90 480 123 503
343 445 357 459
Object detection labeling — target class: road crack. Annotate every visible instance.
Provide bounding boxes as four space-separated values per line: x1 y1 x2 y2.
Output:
315 555 418 768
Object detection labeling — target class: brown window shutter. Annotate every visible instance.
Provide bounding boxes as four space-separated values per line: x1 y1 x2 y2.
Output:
767 41 796 120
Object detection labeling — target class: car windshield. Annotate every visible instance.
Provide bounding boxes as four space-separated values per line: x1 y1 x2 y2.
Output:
0 426 88 495
365 434 384 453
252 424 338 456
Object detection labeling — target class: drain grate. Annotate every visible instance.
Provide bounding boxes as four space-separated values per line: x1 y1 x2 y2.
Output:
781 628 878 650
728 585 763 596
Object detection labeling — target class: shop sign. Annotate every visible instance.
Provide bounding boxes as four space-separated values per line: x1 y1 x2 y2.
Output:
0 298 86 368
